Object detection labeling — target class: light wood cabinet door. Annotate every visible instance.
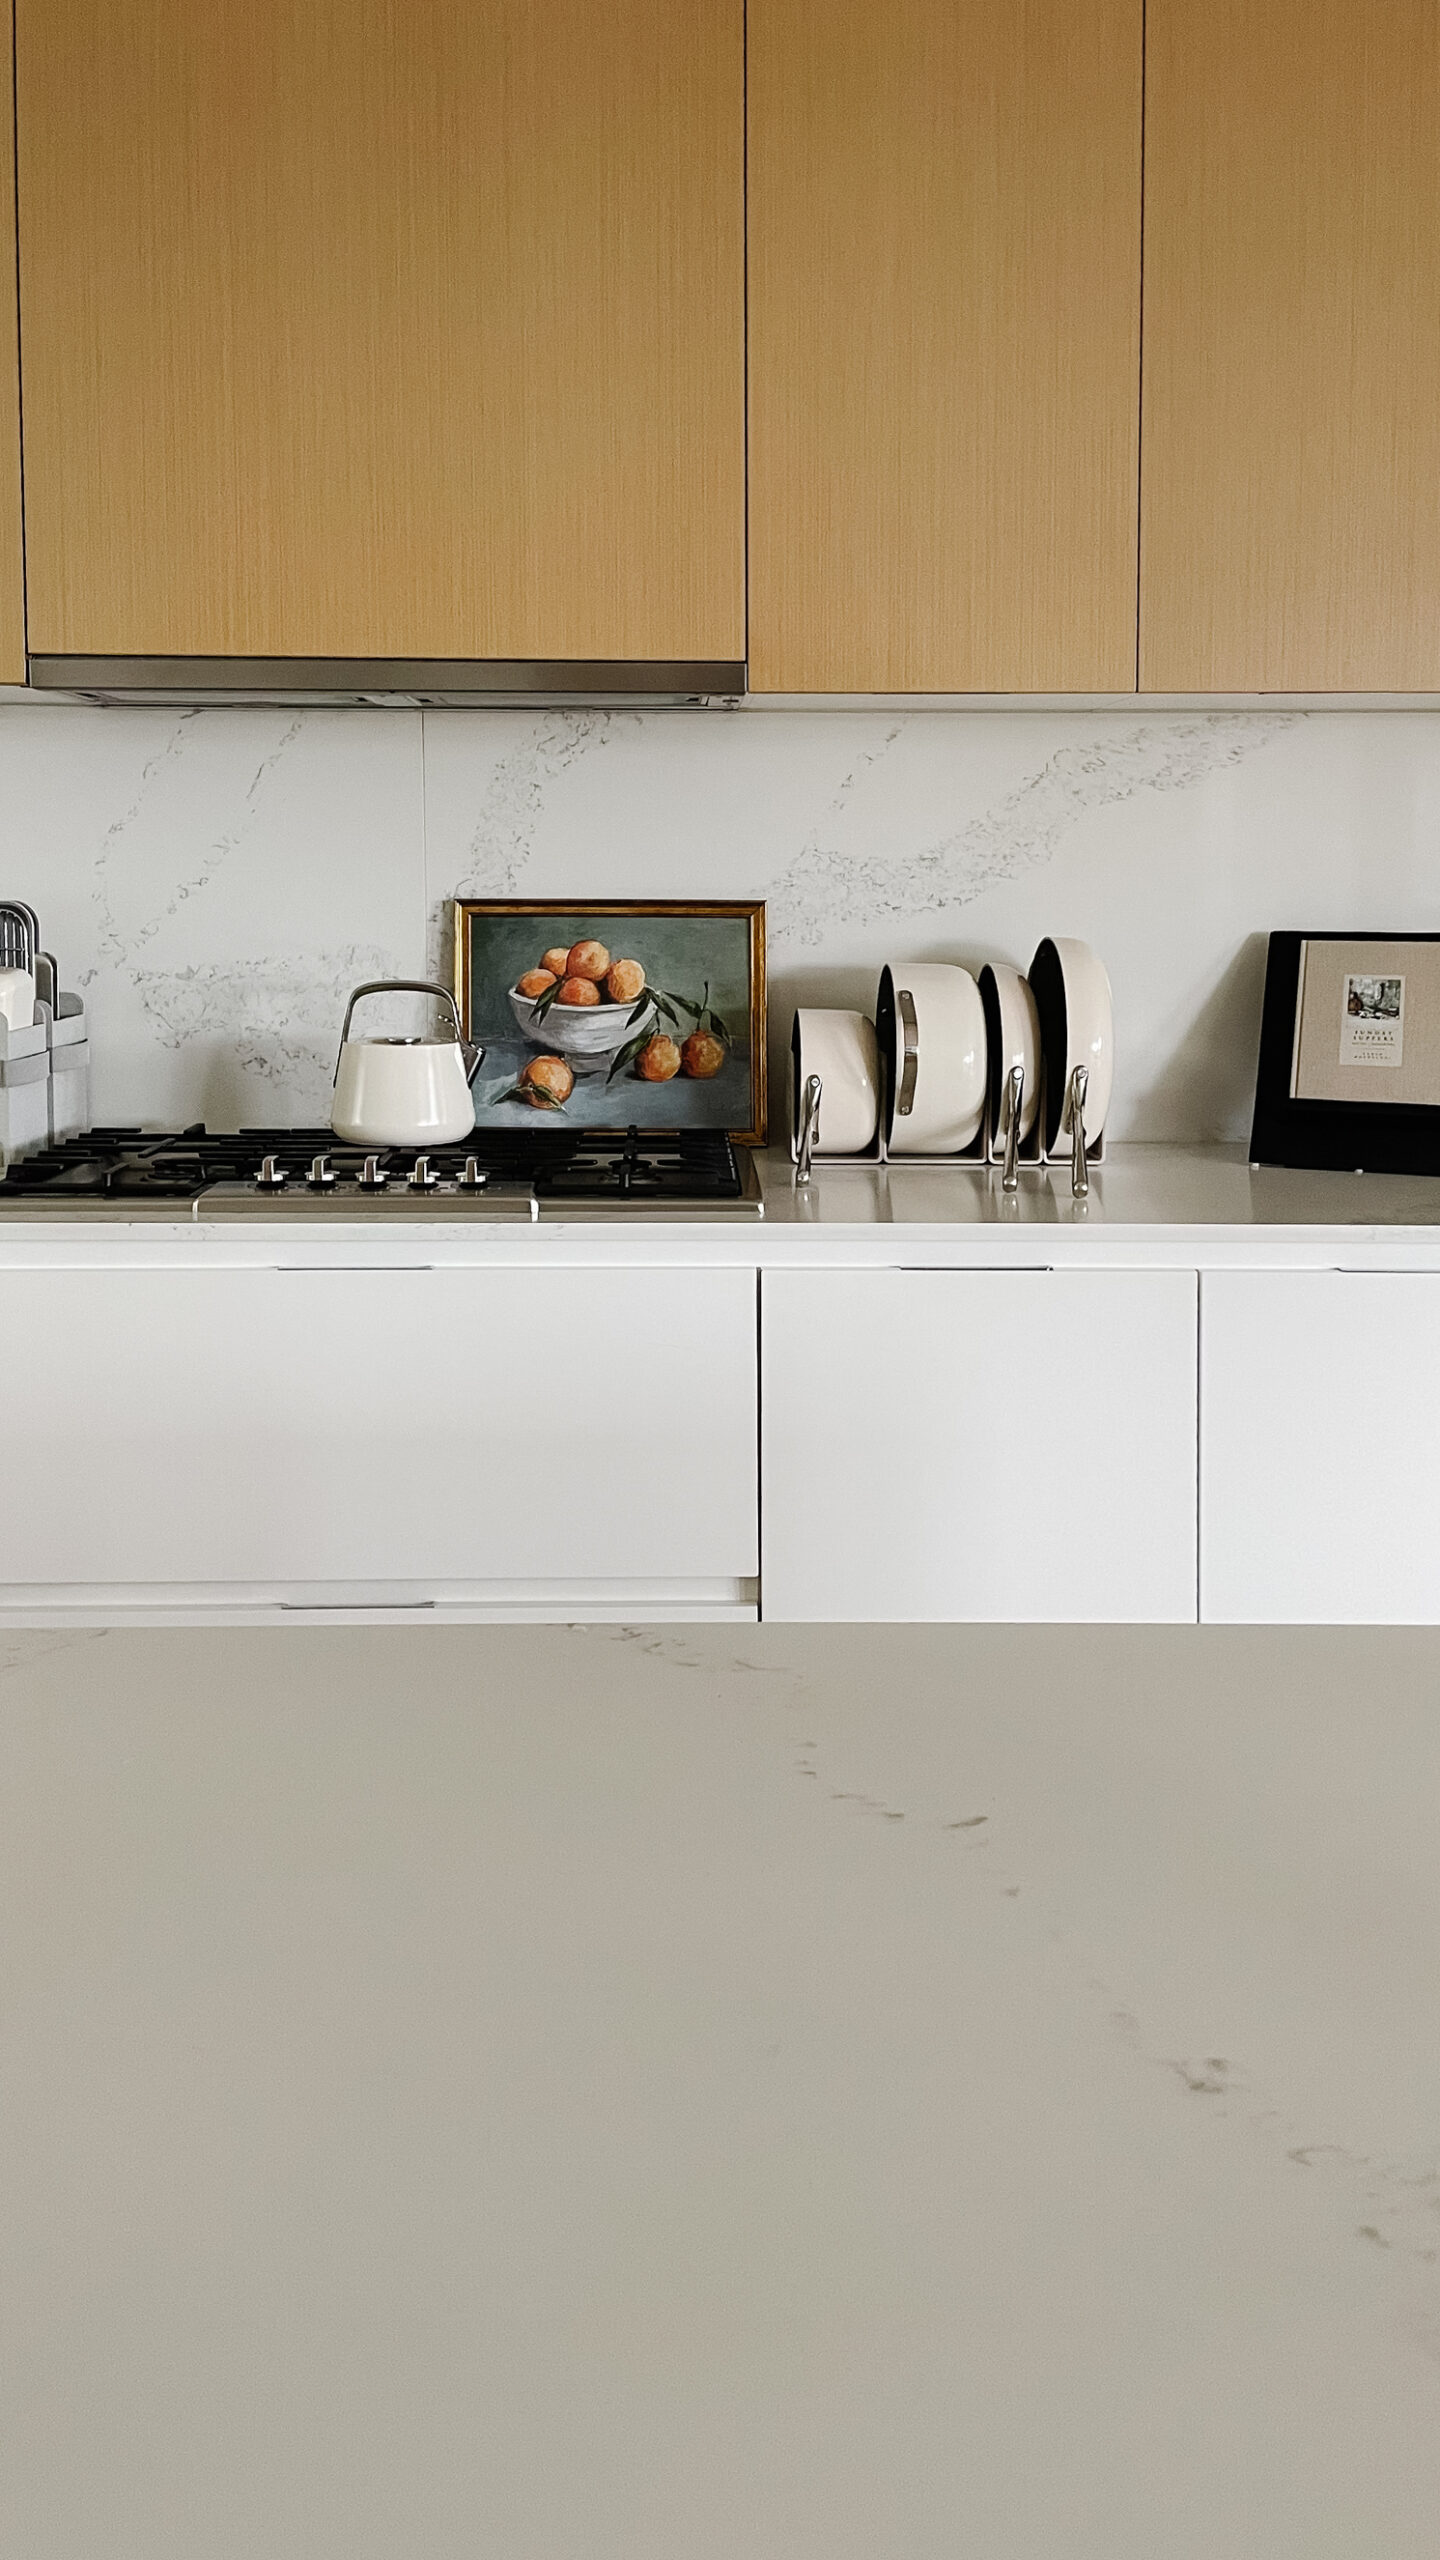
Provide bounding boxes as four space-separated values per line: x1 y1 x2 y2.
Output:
0 4 23 684
1142 1 1440 691
15 0 744 664
762 1270 1198 1622
747 0 1143 694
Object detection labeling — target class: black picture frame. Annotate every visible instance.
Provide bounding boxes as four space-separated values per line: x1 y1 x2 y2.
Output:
1251 931 1440 1175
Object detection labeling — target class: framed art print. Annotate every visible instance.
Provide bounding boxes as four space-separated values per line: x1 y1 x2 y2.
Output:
454 899 767 1144
1251 932 1440 1173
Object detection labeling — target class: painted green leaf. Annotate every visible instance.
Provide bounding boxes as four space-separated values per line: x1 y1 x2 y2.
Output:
606 1032 651 1085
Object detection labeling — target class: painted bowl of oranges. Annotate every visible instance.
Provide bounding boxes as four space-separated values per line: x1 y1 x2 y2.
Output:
508 939 656 1060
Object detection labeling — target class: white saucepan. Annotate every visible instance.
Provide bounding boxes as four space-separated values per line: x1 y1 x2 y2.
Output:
876 962 987 1155
790 1008 881 1159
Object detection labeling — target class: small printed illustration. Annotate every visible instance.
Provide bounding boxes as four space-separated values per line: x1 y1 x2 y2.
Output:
1340 972 1405 1068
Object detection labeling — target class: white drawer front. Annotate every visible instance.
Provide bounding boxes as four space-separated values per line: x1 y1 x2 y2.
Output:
0 1267 758 1590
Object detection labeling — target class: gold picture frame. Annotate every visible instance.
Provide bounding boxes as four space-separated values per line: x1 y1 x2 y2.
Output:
453 899 767 1145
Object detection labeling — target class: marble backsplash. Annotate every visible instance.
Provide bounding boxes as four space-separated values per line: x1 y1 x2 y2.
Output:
2 697 1438 1138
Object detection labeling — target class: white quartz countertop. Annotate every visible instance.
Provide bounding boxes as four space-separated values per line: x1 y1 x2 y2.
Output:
753 1142 1440 1232
7 1144 1440 1268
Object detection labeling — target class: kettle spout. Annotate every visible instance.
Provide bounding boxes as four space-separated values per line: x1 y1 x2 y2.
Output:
462 1040 484 1085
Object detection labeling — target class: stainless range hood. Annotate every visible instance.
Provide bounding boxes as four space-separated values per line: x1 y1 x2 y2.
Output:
26 656 747 707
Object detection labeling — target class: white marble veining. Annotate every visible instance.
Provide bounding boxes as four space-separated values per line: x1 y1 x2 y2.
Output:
6 698 1440 1136
0 704 425 1125
2 1619 1438 2557
764 711 1301 944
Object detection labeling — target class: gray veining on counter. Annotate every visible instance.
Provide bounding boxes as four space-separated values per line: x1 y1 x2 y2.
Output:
2 1618 1437 2557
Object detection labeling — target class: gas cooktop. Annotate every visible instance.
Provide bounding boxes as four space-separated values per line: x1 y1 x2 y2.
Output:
0 1126 764 1216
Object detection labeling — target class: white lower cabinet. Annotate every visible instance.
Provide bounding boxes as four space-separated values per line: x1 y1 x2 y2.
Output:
27 1252 1440 1626
1202 1271 1440 1623
761 1268 1199 1622
0 1266 758 1604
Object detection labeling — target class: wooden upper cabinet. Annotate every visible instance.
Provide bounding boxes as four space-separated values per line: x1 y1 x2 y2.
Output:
14 0 745 664
1142 2 1440 692
747 0 1144 695
0 5 24 684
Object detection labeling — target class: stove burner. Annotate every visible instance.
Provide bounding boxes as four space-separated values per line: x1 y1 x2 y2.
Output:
0 1124 759 1210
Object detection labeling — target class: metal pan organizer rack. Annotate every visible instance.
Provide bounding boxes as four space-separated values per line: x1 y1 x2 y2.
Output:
790 953 1107 1199
792 1054 1103 1197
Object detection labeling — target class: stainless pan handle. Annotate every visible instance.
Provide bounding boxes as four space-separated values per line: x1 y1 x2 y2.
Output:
1069 1062 1090 1199
896 989 919 1116
1002 1062 1024 1192
796 1073 822 1183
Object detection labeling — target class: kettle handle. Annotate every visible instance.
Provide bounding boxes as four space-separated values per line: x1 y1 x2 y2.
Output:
335 978 478 1081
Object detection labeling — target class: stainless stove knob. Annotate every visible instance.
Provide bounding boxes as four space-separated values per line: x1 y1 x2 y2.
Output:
254 1154 288 1189
408 1153 440 1191
307 1152 337 1189
457 1155 487 1191
357 1154 388 1191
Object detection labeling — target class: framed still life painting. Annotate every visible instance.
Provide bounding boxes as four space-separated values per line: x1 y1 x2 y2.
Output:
454 900 767 1145
1251 932 1440 1173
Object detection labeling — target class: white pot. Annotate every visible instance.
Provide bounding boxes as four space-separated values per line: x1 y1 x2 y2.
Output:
331 979 481 1147
877 962 987 1154
790 1008 881 1158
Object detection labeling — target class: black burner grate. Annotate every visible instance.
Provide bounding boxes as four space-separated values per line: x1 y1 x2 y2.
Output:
0 1124 750 1204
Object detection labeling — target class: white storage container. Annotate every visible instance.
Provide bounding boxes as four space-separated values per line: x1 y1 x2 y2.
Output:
47 992 90 1141
0 1015 51 1162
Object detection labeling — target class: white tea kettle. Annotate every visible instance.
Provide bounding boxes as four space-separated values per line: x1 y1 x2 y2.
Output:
331 979 483 1147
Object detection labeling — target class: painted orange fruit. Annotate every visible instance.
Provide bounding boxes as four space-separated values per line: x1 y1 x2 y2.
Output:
521 1055 574 1106
540 945 572 979
566 939 611 981
681 1029 726 1078
556 976 601 1006
605 958 646 1005
636 1033 682 1082
515 967 556 1000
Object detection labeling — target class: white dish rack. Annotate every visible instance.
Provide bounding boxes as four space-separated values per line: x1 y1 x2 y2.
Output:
0 993 91 1164
790 1056 1107 1175
789 944 1111 1196
0 899 91 1163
